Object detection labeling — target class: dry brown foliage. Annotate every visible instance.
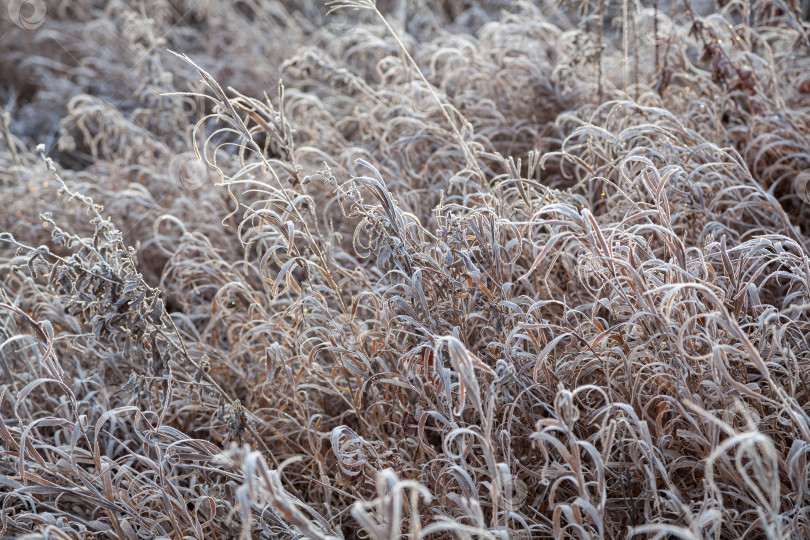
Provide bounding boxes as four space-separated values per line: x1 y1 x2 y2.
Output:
1 0 809 538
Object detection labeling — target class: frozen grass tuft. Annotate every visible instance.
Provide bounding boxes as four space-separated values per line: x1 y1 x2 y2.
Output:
1 0 809 538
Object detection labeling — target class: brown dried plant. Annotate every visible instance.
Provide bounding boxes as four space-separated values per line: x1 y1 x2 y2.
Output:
0 0 809 538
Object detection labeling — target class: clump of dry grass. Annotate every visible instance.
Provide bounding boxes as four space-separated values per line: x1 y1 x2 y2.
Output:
1 0 809 538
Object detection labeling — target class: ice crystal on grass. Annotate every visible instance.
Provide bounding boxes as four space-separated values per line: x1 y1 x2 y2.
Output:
0 0 809 538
